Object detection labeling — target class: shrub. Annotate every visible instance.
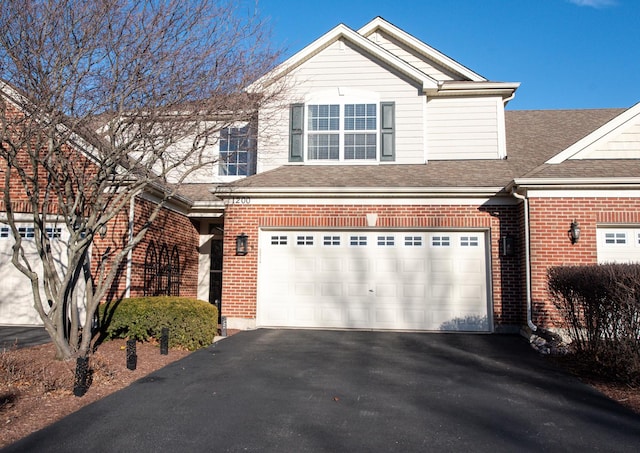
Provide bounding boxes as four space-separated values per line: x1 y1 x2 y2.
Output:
99 297 218 350
548 263 640 383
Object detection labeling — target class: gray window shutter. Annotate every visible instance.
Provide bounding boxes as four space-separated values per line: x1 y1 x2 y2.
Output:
289 104 304 162
380 102 395 161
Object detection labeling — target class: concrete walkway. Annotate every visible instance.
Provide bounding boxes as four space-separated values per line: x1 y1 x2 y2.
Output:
4 329 640 452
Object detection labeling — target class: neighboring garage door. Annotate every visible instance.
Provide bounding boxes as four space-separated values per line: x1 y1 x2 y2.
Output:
597 227 640 263
0 223 78 326
257 229 491 332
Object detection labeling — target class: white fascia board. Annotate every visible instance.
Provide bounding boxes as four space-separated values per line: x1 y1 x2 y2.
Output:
226 197 515 206
546 102 640 164
249 23 439 92
514 177 640 189
358 17 486 82
213 186 505 199
427 81 520 100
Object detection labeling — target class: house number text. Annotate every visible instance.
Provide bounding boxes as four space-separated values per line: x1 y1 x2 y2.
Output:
226 196 251 205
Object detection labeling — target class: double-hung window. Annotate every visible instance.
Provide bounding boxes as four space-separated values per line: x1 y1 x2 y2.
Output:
289 101 394 163
308 105 340 160
219 125 256 176
344 104 377 160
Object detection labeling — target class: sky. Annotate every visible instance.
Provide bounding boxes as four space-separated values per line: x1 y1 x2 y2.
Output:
256 0 640 111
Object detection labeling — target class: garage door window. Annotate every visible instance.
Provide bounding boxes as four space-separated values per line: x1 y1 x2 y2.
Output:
1 226 63 239
350 236 367 246
377 235 394 246
431 235 451 247
604 232 627 244
271 235 288 245
404 235 423 246
460 236 479 247
297 236 314 246
323 236 340 246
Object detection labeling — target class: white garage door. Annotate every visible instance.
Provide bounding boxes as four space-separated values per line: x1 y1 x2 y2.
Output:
257 230 491 332
597 227 640 263
0 223 81 326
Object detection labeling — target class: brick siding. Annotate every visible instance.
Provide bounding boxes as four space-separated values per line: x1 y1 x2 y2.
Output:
528 197 640 327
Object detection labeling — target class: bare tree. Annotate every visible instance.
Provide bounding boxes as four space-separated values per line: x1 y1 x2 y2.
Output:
0 0 282 360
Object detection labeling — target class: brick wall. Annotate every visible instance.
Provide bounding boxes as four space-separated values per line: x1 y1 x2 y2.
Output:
221 201 525 328
101 197 200 301
1 101 200 303
528 197 640 327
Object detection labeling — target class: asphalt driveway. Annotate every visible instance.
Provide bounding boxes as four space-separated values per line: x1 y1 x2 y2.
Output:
0 326 49 350
4 329 640 452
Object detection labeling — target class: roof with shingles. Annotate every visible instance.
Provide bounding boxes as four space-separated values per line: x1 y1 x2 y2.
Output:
177 107 631 201
227 108 626 189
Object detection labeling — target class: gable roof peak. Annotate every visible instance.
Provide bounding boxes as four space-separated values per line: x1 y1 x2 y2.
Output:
358 16 486 82
249 20 439 92
545 101 640 164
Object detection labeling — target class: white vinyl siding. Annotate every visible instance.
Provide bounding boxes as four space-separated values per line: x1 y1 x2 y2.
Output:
579 121 640 159
426 97 506 160
257 39 426 170
367 30 460 81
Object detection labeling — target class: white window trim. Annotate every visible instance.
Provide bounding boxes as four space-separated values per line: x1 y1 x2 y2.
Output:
304 90 381 164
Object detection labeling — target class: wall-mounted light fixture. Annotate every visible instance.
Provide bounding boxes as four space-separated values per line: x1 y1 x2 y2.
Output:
235 233 248 256
502 235 515 256
568 220 581 244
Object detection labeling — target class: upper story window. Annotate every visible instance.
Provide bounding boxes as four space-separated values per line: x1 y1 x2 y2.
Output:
289 101 395 163
219 125 256 177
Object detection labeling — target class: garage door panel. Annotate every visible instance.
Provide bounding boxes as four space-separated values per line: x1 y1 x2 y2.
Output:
0 223 87 326
293 282 314 297
403 284 425 298
402 258 426 273
320 282 342 297
346 307 370 324
430 259 453 275
348 258 369 273
257 229 490 332
597 228 640 263
321 257 342 272
347 283 369 297
375 258 398 273
375 283 397 298
294 257 315 272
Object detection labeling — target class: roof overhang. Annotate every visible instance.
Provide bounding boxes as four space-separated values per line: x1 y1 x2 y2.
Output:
358 17 486 82
212 186 506 199
249 23 439 93
545 102 640 164
427 81 520 101
512 177 640 191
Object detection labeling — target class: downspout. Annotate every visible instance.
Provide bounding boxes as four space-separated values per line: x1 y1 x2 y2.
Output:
511 187 538 332
124 196 135 299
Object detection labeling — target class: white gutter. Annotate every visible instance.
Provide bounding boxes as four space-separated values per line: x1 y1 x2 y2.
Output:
511 187 537 332
212 186 506 199
514 177 640 188
124 197 135 299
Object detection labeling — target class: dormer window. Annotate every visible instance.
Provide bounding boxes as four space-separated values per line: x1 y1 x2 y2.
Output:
289 101 395 163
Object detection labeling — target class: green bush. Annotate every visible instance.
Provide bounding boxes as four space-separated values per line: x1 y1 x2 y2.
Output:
99 296 218 351
548 263 640 384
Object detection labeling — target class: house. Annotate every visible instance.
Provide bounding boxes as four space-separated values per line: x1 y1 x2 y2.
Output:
203 17 640 334
0 81 201 326
3 17 640 337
